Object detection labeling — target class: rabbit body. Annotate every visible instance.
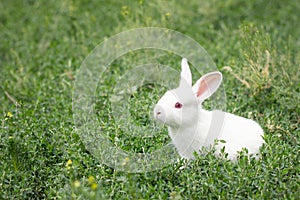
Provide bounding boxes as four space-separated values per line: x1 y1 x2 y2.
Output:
154 58 264 160
214 111 264 160
166 108 264 160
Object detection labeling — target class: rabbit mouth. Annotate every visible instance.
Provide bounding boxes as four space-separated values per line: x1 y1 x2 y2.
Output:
156 116 166 124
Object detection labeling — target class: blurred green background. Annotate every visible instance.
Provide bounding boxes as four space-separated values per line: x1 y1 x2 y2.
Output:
0 0 299 199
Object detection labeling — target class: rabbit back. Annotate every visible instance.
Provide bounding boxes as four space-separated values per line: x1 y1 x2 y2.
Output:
214 111 264 159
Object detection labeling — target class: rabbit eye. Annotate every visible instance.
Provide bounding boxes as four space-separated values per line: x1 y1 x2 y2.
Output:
175 102 182 109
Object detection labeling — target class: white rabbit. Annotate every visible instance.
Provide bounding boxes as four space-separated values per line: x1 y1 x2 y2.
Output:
153 58 264 160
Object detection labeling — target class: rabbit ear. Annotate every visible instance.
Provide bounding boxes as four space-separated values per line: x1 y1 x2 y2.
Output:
192 71 222 102
180 58 192 86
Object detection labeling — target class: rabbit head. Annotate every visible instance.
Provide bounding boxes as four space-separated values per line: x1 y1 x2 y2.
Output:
153 58 222 129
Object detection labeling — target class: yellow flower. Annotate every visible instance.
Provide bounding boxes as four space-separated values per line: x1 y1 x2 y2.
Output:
66 159 72 169
165 12 171 17
121 6 130 16
91 182 98 190
88 176 98 190
122 157 130 166
73 180 80 188
7 112 13 118
88 176 95 184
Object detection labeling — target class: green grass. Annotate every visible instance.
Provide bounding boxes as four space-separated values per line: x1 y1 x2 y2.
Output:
0 0 299 199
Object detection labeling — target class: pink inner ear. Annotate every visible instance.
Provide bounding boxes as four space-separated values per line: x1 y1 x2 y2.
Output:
197 81 208 97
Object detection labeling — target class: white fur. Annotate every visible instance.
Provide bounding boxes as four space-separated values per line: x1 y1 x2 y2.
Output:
153 58 264 160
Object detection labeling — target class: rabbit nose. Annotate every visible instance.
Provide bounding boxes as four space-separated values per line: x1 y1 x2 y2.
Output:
154 105 164 119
